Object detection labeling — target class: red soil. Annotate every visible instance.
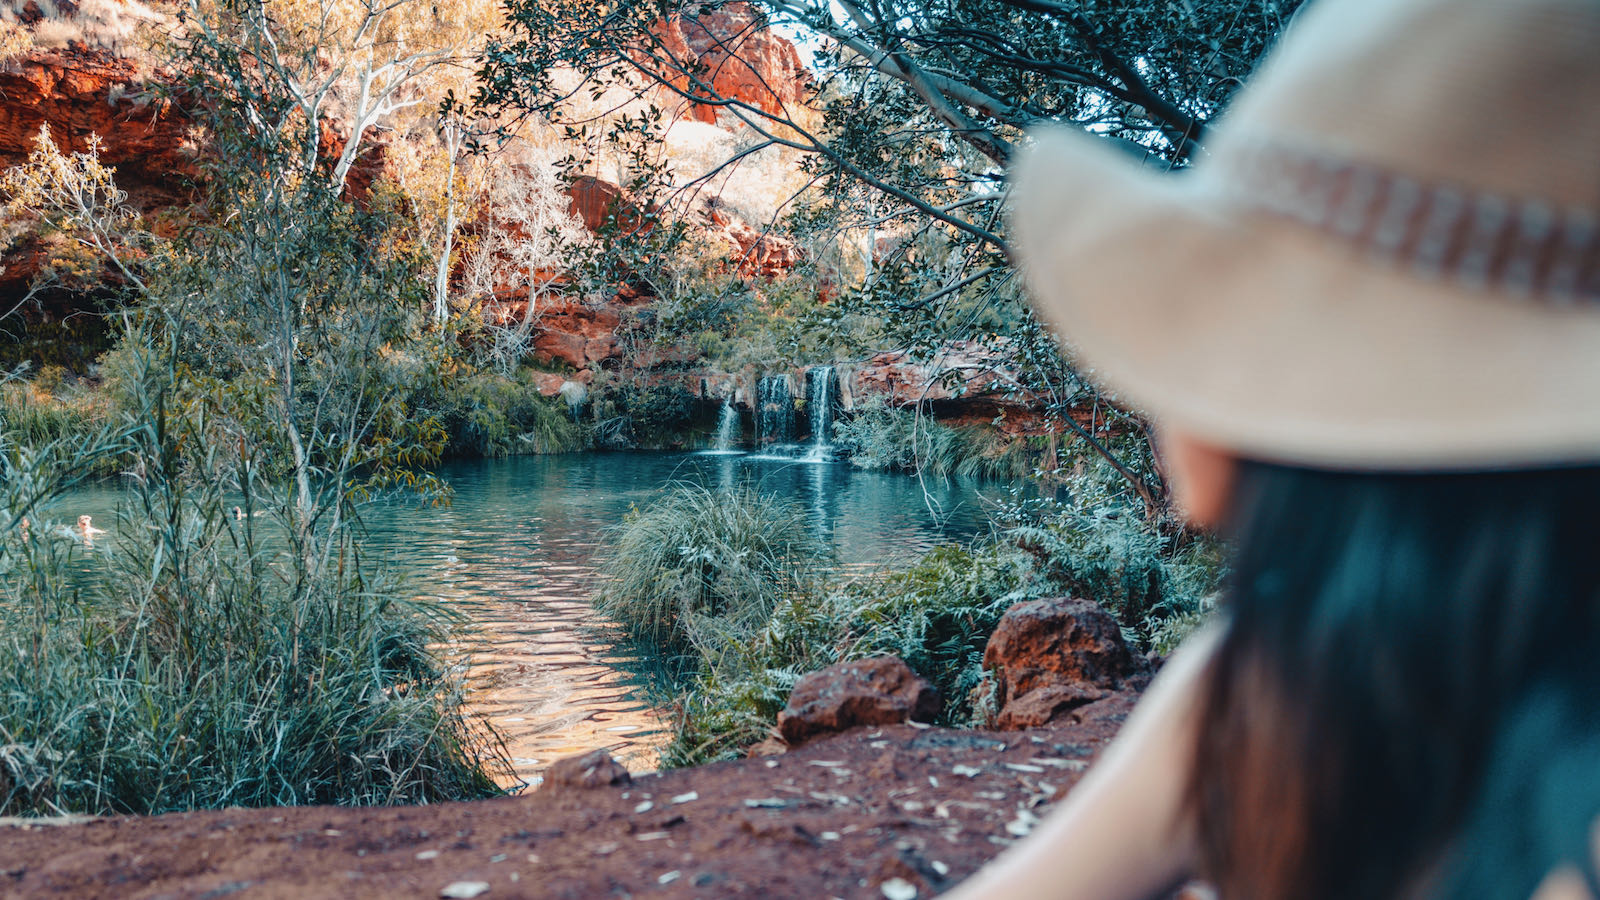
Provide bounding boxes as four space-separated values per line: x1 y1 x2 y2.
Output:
0 711 1136 899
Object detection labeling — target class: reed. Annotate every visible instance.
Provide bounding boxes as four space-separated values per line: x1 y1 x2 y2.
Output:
0 464 506 815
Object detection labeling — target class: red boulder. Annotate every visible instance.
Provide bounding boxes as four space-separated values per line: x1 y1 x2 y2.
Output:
777 656 941 746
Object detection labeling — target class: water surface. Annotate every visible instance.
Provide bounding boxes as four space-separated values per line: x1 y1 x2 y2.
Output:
49 451 1014 788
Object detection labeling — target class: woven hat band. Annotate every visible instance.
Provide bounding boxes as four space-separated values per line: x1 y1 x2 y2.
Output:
1229 142 1600 305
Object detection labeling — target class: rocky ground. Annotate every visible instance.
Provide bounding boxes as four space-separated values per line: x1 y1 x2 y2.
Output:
0 713 1130 900
0 597 1167 900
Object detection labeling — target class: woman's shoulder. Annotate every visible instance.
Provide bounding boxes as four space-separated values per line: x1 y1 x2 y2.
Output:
1531 868 1596 900
1529 829 1600 900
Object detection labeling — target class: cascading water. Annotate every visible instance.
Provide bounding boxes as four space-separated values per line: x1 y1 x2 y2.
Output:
557 380 588 422
713 396 740 451
756 374 795 444
806 365 838 455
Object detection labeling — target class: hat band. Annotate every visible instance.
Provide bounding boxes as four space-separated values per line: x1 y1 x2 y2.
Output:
1232 143 1600 305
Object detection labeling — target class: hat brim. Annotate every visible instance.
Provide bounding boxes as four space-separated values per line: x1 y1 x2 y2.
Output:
1011 127 1600 470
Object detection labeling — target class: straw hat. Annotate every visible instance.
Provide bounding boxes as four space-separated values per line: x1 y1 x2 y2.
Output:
1012 0 1600 469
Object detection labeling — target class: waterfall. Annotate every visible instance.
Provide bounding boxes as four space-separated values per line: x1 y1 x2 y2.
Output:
557 380 587 422
713 396 739 451
756 374 795 444
807 365 838 450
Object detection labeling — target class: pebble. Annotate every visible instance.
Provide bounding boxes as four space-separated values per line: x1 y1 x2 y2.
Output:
659 871 682 884
1005 810 1040 837
415 850 440 861
931 861 949 877
670 791 699 804
441 882 490 899
881 877 919 899
1030 757 1088 772
634 801 654 813
951 765 982 778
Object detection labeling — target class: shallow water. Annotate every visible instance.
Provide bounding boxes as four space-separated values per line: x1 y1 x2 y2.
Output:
45 451 1015 789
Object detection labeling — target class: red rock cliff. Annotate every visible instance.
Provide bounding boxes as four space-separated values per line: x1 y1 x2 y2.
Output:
653 1 813 125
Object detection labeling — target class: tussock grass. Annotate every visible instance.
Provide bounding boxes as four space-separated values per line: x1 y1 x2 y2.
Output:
0 375 110 456
0 496 506 816
594 483 827 666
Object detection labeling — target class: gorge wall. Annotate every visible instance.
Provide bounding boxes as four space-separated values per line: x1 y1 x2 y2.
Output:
1 1 1045 430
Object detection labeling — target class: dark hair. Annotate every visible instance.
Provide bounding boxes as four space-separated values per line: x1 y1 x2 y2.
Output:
1191 462 1600 900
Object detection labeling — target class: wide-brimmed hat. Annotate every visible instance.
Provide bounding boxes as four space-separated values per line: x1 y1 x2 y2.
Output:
1012 0 1600 470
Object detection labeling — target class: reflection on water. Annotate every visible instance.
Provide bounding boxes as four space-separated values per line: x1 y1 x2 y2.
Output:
45 452 1013 790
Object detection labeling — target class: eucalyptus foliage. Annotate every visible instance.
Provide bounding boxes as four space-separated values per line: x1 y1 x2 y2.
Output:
0 0 514 813
472 0 1301 517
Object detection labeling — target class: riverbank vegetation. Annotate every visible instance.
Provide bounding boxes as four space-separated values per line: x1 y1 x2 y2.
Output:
832 397 1038 481
1 0 1297 814
599 469 1222 768
0 2 514 814
596 483 827 660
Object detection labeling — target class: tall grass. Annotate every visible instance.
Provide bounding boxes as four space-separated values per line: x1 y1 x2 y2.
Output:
0 428 507 816
594 483 827 666
0 372 112 460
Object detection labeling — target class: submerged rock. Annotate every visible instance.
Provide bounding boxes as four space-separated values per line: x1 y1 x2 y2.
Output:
777 655 941 746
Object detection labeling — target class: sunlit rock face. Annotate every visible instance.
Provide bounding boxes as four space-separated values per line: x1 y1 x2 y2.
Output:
652 1 813 125
0 50 191 207
0 1 819 381
0 3 387 319
0 38 191 305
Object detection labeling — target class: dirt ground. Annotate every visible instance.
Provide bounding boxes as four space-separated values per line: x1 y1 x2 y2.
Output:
0 705 1140 899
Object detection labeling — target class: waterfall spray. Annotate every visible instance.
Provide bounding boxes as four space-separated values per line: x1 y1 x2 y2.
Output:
713 396 739 451
756 375 795 444
808 365 837 451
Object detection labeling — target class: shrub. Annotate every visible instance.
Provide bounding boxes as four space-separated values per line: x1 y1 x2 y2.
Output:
653 493 1223 767
594 483 828 665
587 378 699 450
833 396 1034 480
422 369 589 458
0 448 507 815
